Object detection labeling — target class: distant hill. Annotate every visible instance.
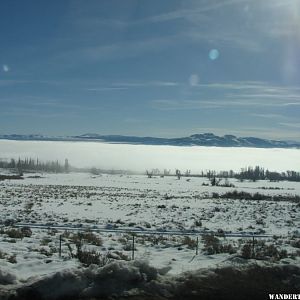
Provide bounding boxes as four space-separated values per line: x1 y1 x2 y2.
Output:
0 133 299 148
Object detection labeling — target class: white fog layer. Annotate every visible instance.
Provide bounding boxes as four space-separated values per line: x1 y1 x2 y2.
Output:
0 140 299 172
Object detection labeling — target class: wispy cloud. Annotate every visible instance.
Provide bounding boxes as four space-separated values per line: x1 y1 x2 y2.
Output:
142 0 250 24
0 107 79 118
136 1 267 53
124 118 148 124
232 93 300 100
85 81 179 92
250 113 289 120
186 30 265 53
51 35 179 66
29 0 299 77
48 0 276 71
152 99 300 111
87 87 129 92
151 81 300 110
70 16 130 31
151 99 221 110
279 122 300 129
3 79 300 113
69 0 249 29
137 0 300 53
0 95 94 116
0 79 34 87
112 81 179 88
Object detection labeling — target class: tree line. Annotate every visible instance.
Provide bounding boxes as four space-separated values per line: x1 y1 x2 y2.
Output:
0 157 69 173
215 166 300 182
146 166 300 182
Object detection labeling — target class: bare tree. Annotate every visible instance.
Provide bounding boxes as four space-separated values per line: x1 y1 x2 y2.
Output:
163 169 170 176
146 170 153 178
185 169 191 177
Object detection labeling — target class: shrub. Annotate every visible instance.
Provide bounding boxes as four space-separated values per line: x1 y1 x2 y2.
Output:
123 243 134 251
203 234 236 255
82 232 102 246
256 219 265 225
24 202 34 211
71 231 103 246
0 251 6 259
256 243 287 261
21 226 32 237
194 220 202 227
202 234 221 254
212 190 300 202
212 192 219 198
1 227 32 239
241 242 253 259
5 228 25 239
7 254 17 264
39 248 52 257
40 237 52 246
291 239 300 248
76 249 109 267
221 244 236 254
182 236 197 249
241 240 287 261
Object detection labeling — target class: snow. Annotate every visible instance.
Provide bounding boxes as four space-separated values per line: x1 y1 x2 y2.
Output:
0 141 299 297
0 171 299 284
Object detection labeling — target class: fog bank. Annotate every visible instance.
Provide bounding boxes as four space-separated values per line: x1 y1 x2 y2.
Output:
0 140 299 172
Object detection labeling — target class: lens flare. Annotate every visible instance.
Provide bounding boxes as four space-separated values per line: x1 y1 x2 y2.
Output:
3 65 9 72
209 49 219 60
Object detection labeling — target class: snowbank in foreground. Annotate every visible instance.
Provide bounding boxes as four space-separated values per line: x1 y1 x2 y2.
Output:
0 269 16 285
1 260 300 300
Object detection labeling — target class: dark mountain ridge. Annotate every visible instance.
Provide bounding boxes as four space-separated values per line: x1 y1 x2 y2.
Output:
0 133 299 148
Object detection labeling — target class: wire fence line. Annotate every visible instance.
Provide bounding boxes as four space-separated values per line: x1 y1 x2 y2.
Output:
14 222 273 238
11 222 277 260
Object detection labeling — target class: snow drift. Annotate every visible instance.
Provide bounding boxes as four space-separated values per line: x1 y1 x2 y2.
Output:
1 260 300 300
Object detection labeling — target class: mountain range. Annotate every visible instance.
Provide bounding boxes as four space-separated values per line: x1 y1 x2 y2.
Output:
0 133 299 148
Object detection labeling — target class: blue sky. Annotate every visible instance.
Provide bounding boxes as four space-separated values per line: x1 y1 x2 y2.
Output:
0 0 300 140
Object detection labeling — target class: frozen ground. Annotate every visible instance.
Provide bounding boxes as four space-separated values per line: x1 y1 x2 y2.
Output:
0 171 300 293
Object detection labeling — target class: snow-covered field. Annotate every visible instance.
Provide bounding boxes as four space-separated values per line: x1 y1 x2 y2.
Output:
0 171 300 288
0 140 300 298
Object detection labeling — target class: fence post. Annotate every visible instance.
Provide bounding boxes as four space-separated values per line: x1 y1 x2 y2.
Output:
59 235 62 257
132 235 135 260
196 236 199 255
252 235 255 258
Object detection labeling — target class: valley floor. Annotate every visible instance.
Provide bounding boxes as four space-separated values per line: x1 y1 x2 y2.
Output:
0 172 300 299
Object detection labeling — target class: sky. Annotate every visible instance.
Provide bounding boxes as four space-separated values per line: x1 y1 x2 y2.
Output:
0 0 300 141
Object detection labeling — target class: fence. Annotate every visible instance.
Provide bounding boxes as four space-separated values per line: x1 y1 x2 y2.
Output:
14 222 273 260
